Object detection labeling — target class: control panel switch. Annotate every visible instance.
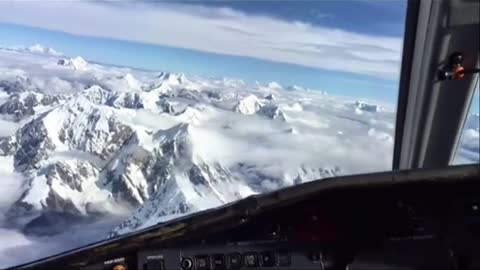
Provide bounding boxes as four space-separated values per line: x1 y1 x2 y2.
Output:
228 253 243 269
261 252 276 267
244 252 259 267
180 257 193 270
195 255 211 270
212 254 226 270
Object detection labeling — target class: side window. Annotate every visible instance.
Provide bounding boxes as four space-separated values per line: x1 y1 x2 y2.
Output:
454 83 479 164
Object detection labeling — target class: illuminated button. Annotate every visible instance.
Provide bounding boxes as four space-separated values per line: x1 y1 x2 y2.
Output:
180 257 193 270
261 251 275 267
211 254 226 270
227 253 242 269
195 255 211 270
243 252 258 267
112 264 127 270
277 252 291 267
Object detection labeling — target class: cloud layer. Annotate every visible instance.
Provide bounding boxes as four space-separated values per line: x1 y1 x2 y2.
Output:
0 2 403 78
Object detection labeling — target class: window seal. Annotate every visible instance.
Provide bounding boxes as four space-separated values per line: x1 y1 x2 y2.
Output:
393 0 422 170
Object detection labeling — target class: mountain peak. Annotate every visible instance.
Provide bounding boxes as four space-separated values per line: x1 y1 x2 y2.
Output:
57 57 88 71
234 95 262 115
267 81 282 89
353 100 383 113
0 75 36 94
1 44 63 56
264 93 276 100
27 44 63 56
287 85 304 91
157 72 186 85
259 103 287 121
121 73 143 90
82 85 111 105
156 123 191 141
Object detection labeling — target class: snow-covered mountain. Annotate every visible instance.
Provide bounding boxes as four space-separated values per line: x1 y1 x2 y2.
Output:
0 46 477 245
1 44 63 56
57 57 89 71
352 100 384 113
25 44 63 56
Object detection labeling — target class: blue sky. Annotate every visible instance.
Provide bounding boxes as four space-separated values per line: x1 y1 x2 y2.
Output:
195 1 407 36
0 1 408 102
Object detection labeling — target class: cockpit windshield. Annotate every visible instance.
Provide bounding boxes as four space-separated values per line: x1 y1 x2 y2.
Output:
2 0 458 267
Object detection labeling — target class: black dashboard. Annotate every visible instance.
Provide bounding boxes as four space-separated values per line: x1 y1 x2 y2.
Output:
9 165 480 270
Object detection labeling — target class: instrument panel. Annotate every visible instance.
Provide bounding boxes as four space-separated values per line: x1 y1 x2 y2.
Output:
19 166 478 270
89 195 480 270
138 244 334 270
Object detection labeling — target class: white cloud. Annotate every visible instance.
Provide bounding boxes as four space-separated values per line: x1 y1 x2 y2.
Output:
0 217 125 268
0 2 403 78
0 119 21 137
0 156 24 221
0 228 33 267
